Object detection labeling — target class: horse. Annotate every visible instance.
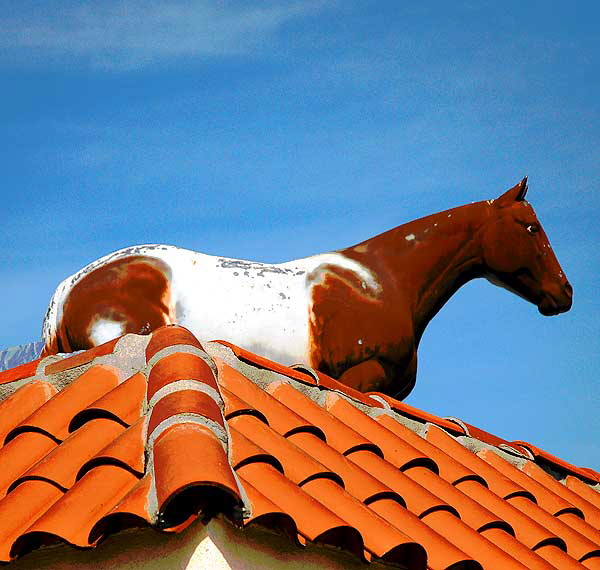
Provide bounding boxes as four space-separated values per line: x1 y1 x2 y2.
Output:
41 178 572 399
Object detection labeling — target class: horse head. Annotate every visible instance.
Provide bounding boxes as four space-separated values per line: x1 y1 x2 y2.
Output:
480 177 573 316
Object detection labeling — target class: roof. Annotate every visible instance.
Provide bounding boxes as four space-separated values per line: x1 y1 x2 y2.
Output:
0 325 599 570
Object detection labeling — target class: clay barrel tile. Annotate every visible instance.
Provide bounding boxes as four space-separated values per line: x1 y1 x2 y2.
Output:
237 476 299 542
477 527 556 570
347 450 460 519
453 479 566 551
523 463 600 528
147 389 224 434
145 325 202 361
88 474 153 543
506 494 600 562
0 480 64 561
215 360 323 438
5 365 121 444
312 372 384 407
237 461 364 558
69 372 147 431
0 358 41 385
513 440 600 484
12 418 125 492
367 498 481 570
78 418 146 478
221 386 263 420
0 432 57 498
403 465 512 533
299 477 427 568
582 557 600 569
215 341 317 386
44 338 120 376
373 417 481 486
324 394 438 471
566 476 600 523
534 543 588 569
0 380 57 446
229 426 284 472
424 426 529 495
147 352 217 401
477 449 583 516
268 382 380 456
367 392 466 436
12 464 140 552
151 422 242 529
288 433 405 506
230 415 342 488
558 511 600 550
420 509 530 569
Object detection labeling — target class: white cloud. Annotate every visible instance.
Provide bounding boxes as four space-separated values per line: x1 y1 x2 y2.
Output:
0 0 326 69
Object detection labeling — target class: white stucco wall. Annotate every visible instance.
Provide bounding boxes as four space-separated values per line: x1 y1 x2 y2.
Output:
8 517 391 570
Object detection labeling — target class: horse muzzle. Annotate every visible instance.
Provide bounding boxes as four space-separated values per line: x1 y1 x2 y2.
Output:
538 281 573 316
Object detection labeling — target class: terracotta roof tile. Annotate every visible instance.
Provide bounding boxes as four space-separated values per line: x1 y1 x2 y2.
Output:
0 358 43 385
237 461 364 557
0 380 57 445
236 476 299 541
43 337 120 376
0 324 597 569
217 360 325 438
514 440 600 484
6 365 120 444
13 418 125 492
0 432 57 498
69 371 146 430
230 414 343 488
79 417 146 477
152 422 242 529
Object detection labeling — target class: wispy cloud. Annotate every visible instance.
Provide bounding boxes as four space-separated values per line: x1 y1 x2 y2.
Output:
0 0 326 69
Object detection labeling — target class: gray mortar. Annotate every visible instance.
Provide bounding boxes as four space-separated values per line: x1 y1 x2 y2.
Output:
453 433 529 469
93 333 150 381
203 341 600 492
203 341 428 437
0 333 151 401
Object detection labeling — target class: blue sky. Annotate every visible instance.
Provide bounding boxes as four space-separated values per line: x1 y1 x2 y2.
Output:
1 1 598 469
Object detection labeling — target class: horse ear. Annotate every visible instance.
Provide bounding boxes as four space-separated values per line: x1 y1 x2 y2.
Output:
496 176 528 206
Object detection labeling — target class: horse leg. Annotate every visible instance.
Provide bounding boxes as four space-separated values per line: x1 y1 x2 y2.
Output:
393 351 418 400
337 358 392 393
337 349 418 399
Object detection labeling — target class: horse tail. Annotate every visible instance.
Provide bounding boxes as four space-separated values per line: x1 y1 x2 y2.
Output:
41 274 73 356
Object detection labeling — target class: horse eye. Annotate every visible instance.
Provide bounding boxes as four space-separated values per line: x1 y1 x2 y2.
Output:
526 224 539 234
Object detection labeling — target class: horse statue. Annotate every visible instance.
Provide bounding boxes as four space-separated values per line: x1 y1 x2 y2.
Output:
42 178 572 398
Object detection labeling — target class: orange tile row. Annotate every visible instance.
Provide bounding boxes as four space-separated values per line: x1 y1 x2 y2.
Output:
0 324 597 570
1 327 594 488
0 364 146 561
0 328 246 563
214 354 600 570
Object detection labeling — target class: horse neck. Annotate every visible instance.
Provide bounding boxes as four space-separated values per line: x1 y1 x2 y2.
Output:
345 201 490 343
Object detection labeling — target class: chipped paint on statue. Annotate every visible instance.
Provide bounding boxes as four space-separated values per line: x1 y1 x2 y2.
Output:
43 178 572 399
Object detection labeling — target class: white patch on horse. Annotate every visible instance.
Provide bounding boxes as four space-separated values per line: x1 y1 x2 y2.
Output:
42 246 380 368
405 234 416 241
90 319 124 345
308 252 381 295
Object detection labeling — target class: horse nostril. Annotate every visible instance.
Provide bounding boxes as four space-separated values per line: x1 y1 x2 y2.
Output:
565 281 573 297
